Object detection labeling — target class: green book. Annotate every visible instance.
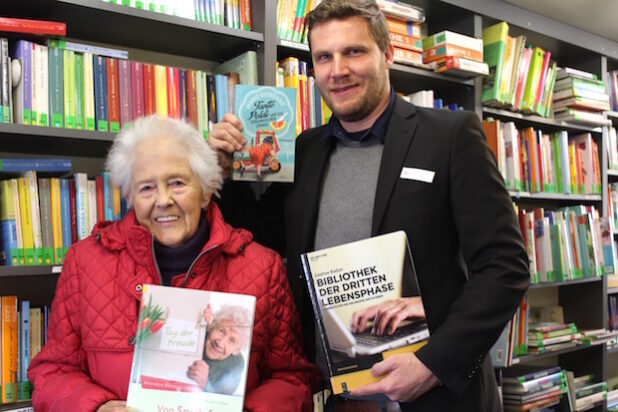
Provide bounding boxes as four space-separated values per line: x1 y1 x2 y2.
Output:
74 53 84 130
63 49 76 129
482 21 509 105
214 51 258 86
48 47 64 128
519 46 545 113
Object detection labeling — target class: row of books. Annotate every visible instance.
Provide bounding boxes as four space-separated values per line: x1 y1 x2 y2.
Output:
490 295 529 367
423 31 489 78
276 57 331 135
483 120 602 195
1 296 50 404
482 22 557 118
0 166 127 267
102 0 252 30
500 365 608 412
403 89 464 112
8 36 259 137
516 205 616 284
276 0 321 44
553 67 612 127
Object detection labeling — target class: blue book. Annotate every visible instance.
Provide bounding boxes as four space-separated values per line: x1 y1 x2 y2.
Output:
232 85 297 183
20 300 30 380
93 55 109 132
433 98 443 109
214 74 229 123
59 178 71 257
103 172 114 221
0 219 18 266
0 158 71 173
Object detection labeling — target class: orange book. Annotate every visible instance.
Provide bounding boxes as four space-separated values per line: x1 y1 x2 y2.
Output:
481 120 500 161
422 43 483 64
106 57 120 133
393 47 422 66
186 69 198 129
389 32 422 52
239 0 252 30
385 16 421 38
1 295 18 403
143 64 156 116
166 67 180 119
95 175 104 223
521 127 540 192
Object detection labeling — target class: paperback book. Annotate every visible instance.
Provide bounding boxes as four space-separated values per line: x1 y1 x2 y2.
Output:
126 285 256 412
301 231 429 395
232 85 296 182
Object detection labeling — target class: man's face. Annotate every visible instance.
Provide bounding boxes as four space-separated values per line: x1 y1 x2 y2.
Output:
310 16 394 128
204 320 243 360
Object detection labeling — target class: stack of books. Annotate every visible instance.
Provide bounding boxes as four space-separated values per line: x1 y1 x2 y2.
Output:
526 322 580 355
552 67 612 126
377 0 424 67
577 328 618 347
502 365 566 411
567 374 607 411
423 31 487 78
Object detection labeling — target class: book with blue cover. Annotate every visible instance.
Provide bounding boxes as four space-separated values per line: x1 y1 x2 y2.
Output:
231 85 296 182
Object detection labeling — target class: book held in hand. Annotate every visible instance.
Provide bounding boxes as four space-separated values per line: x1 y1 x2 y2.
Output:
127 285 256 412
301 231 429 395
231 85 296 182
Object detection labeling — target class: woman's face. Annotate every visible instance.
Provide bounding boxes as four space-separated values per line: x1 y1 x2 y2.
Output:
205 319 243 360
131 134 210 247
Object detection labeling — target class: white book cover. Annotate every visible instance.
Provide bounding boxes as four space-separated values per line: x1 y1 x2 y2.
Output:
87 179 97 235
36 43 48 126
83 52 95 131
74 172 89 240
127 285 256 412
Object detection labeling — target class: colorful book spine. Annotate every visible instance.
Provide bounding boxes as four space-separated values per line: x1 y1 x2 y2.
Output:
93 55 109 132
1 295 18 403
118 59 133 128
154 64 168 116
49 177 64 264
62 49 76 129
75 173 89 241
130 62 145 119
48 46 64 128
37 177 54 265
20 300 30 383
74 52 85 130
11 40 32 125
106 57 121 133
143 63 156 116
83 52 95 131
59 178 71 256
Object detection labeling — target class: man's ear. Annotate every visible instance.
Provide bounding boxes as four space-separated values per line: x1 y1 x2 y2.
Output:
384 43 395 68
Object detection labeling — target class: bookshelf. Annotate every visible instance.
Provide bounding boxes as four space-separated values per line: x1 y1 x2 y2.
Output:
1 0 618 410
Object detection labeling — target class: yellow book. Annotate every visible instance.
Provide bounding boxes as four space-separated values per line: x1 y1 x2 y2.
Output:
29 307 42 361
113 185 121 220
154 64 168 116
10 179 24 265
50 177 64 264
519 46 545 113
17 177 35 265
83 52 96 131
280 57 301 136
1 295 18 403
25 171 43 265
482 21 509 105
498 35 514 105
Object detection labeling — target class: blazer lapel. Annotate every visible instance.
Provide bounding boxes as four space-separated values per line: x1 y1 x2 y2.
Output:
300 134 336 249
372 97 419 235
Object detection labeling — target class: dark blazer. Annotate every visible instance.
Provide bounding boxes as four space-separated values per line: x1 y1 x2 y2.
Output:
219 96 529 411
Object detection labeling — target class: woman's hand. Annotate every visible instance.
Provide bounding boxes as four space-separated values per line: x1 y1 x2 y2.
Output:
350 297 425 335
97 400 129 412
208 113 245 178
187 359 210 388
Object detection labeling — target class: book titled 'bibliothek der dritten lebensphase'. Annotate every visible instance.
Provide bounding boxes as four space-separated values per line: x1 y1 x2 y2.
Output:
126 285 256 412
301 231 430 395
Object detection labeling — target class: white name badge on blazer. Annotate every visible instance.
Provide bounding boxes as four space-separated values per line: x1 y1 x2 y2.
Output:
400 167 435 183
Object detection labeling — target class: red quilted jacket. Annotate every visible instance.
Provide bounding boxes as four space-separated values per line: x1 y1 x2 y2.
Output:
27 202 319 411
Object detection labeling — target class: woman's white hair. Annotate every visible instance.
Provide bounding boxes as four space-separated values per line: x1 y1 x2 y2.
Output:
210 304 253 350
105 115 223 207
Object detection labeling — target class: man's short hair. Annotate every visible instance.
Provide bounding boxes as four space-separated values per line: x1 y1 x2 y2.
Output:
306 0 390 52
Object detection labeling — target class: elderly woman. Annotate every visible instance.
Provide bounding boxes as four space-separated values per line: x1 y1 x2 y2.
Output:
27 115 319 412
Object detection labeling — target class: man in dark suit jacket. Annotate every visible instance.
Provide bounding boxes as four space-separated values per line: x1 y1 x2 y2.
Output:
210 1 529 410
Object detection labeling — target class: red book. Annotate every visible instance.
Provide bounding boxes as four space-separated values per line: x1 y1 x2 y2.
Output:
130 62 145 119
68 178 78 244
166 67 180 119
118 59 132 127
143 64 156 116
106 57 121 132
95 176 104 223
185 70 198 129
0 17 66 36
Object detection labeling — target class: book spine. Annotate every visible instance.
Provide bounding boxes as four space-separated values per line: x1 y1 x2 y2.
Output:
389 32 423 52
1 295 18 403
186 69 198 129
385 16 421 37
143 64 156 116
48 46 64 128
10 179 24 265
95 175 104 223
87 180 96 235
239 0 251 30
93 55 109 132
106 57 120 133
74 52 84 130
423 30 483 52
82 52 95 131
393 47 422 65
154 64 168 116
19 300 30 383
103 172 113 221
25 171 43 265
1 38 10 123
130 62 145 119
118 59 132 127
62 49 76 129
0 180 19 265
37 177 54 265
59 178 71 257
74 173 89 241
178 68 187 121
422 43 483 64
47 39 128 59
0 17 66 36
49 177 64 264
30 43 38 125
11 40 32 125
